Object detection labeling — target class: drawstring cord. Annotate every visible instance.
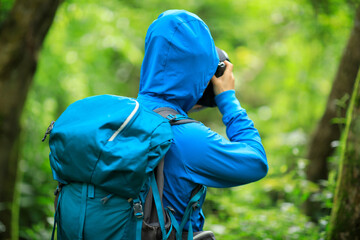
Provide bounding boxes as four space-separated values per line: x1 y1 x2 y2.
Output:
42 121 55 142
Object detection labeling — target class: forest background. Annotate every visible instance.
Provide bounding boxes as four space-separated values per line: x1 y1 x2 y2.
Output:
0 0 359 239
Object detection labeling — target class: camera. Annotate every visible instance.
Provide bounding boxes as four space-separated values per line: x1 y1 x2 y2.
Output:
215 62 226 78
196 47 230 107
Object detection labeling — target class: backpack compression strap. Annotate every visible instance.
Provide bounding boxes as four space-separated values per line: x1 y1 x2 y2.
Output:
154 107 198 125
166 185 207 240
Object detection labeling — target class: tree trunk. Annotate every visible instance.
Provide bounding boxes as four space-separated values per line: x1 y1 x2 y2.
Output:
327 70 360 240
0 0 62 239
304 6 360 219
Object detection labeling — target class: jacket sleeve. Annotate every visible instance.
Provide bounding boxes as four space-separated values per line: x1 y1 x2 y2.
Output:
180 90 268 188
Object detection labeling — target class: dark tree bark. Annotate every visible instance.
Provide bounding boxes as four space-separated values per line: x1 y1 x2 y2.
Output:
304 6 360 219
0 0 62 239
328 71 360 240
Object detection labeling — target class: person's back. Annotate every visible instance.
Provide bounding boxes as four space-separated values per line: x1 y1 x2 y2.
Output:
137 9 268 237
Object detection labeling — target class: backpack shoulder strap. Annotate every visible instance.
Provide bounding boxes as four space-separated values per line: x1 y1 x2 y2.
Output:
142 107 202 240
154 107 198 125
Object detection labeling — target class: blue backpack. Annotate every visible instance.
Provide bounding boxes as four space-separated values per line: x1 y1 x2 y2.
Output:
44 95 206 240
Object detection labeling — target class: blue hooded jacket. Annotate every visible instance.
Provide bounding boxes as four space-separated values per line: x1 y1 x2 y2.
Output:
137 10 268 232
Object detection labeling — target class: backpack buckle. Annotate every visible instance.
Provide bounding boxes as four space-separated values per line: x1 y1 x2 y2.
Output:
166 114 176 121
133 200 143 219
54 182 64 196
192 202 200 210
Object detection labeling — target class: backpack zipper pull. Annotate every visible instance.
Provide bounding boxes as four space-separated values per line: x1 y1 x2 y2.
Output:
101 194 113 204
42 121 55 142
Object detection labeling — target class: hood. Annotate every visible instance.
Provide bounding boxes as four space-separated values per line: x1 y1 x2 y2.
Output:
138 10 219 113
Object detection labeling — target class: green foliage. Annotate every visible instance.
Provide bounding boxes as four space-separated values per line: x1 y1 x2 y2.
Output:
17 0 355 238
205 187 320 239
0 0 14 24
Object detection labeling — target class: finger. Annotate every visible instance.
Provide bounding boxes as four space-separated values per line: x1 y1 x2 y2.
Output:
223 60 233 73
211 75 219 84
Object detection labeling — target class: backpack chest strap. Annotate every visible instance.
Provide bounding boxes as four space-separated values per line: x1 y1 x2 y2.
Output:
154 107 198 125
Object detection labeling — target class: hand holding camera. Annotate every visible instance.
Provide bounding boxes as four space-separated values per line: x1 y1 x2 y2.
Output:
211 60 235 96
196 47 233 107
